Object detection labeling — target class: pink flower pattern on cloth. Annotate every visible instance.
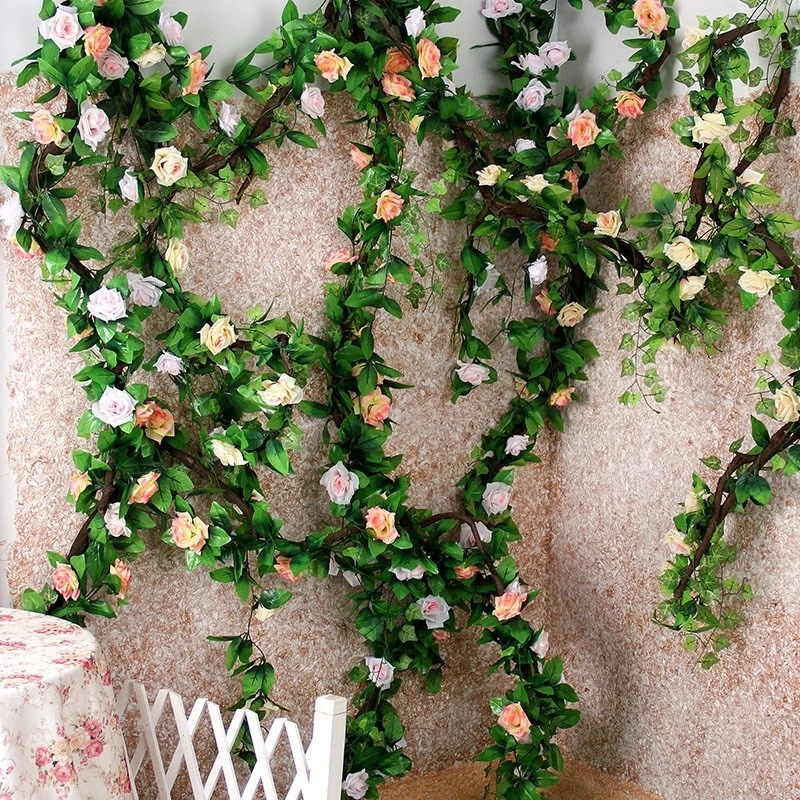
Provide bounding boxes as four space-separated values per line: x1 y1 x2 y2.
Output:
0 609 133 799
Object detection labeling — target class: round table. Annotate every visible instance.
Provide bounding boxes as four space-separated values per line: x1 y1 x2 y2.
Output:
0 608 133 800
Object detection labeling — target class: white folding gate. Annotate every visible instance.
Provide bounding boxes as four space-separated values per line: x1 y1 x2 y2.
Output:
116 681 347 800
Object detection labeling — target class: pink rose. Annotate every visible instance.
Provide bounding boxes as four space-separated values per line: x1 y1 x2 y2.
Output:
539 40 571 67
365 506 399 544
497 702 531 741
357 389 391 428
417 595 451 629
300 85 325 119
512 53 545 75
481 0 523 18
459 521 492 549
456 360 489 386
118 169 140 203
616 90 645 119
85 739 104 758
53 763 74 783
417 38 441 79
218 102 241 137
567 110 601 149
87 286 126 322
482 481 511 515
405 7 425 36
129 471 160 504
109 558 132 598
632 0 668 36
31 110 65 146
390 564 426 581
84 24 112 58
384 47 412 74
342 770 369 800
159 12 184 46
92 386 136 427
350 145 373 170
493 590 526 621
96 50 130 80
127 273 165 307
320 461 359 505
515 79 549 112
365 656 394 689
39 6 83 50
183 52 207 96
34 746 51 767
549 387 574 407
381 72 416 102
104 503 131 538
155 351 183 376
505 434 530 456
375 189 404 222
170 511 208 554
52 564 80 601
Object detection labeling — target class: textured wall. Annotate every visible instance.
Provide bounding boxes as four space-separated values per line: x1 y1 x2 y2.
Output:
2 69 799 800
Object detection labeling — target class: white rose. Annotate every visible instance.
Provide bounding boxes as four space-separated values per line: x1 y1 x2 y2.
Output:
556 301 587 327
155 351 183 376
417 595 451 629
218 102 241 137
531 629 549 658
134 43 167 68
103 503 131 538
77 101 110 152
159 12 184 46
679 274 706 301
96 50 130 80
475 264 500 296
389 564 426 581
459 521 492 549
522 174 549 193
512 53 546 75
405 6 425 37
127 273 165 307
92 386 136 427
39 6 83 50
456 360 490 386
691 112 731 145
505 434 530 456
0 192 23 240
739 168 764 187
774 386 800 422
681 26 705 51
482 481 511 515
539 40 571 68
150 146 188 187
665 529 691 556
259 373 304 407
594 210 622 237
118 169 140 204
320 461 359 505
365 657 395 690
300 85 325 119
477 164 505 186
87 286 127 322
738 268 778 298
165 238 189 276
526 256 548 285
481 0 524 19
342 770 369 800
684 491 703 514
663 236 699 270
211 438 247 467
515 78 549 112
513 138 537 152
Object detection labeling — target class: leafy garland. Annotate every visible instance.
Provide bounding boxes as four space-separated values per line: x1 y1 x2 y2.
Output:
0 0 798 797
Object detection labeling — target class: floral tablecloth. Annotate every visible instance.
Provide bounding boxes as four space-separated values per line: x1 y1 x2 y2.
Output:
0 608 133 800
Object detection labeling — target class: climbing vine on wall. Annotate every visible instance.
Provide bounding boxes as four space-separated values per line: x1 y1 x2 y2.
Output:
1 0 799 797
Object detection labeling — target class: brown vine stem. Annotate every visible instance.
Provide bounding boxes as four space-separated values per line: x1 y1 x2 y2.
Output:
672 421 800 602
67 465 116 559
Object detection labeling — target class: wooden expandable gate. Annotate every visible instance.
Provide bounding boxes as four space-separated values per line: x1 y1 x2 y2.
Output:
116 681 348 800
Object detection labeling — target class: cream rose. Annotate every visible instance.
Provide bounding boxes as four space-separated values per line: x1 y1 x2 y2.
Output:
165 238 189 276
211 438 247 467
691 112 731 145
594 210 622 237
200 316 236 354
665 528 691 556
68 471 91 501
738 268 778 298
477 164 505 186
134 43 167 68
663 236 699 270
774 386 800 422
679 274 706 301
556 302 587 328
522 174 549 193
259 373 304 407
682 26 705 51
151 146 188 186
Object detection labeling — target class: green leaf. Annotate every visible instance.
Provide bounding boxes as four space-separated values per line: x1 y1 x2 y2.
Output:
735 472 771 506
651 183 676 215
259 588 292 609
127 0 163 14
264 439 291 475
750 416 770 449
287 131 317 148
139 122 179 142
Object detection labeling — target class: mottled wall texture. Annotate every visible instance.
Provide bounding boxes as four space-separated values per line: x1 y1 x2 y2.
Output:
2 70 799 800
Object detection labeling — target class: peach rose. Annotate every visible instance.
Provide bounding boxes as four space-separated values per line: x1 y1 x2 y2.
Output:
315 50 352 82
52 564 80 601
548 387 574 407
357 389 391 428
109 559 132 598
382 72 416 102
183 51 207 95
535 289 556 316
275 555 301 583
615 90 645 119
31 110 65 146
497 702 531 742
84 24 112 57
170 511 208 554
564 169 580 199
200 316 236 354
594 210 622 237
350 145 373 170
632 0 668 36
375 189 404 222
129 471 160 504
135 401 175 443
417 38 441 78
493 590 526 621
567 110 601 149
365 506 399 544
384 47 412 74
556 302 587 327
326 247 357 270
68 471 91 501
455 565 481 579
539 231 558 251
